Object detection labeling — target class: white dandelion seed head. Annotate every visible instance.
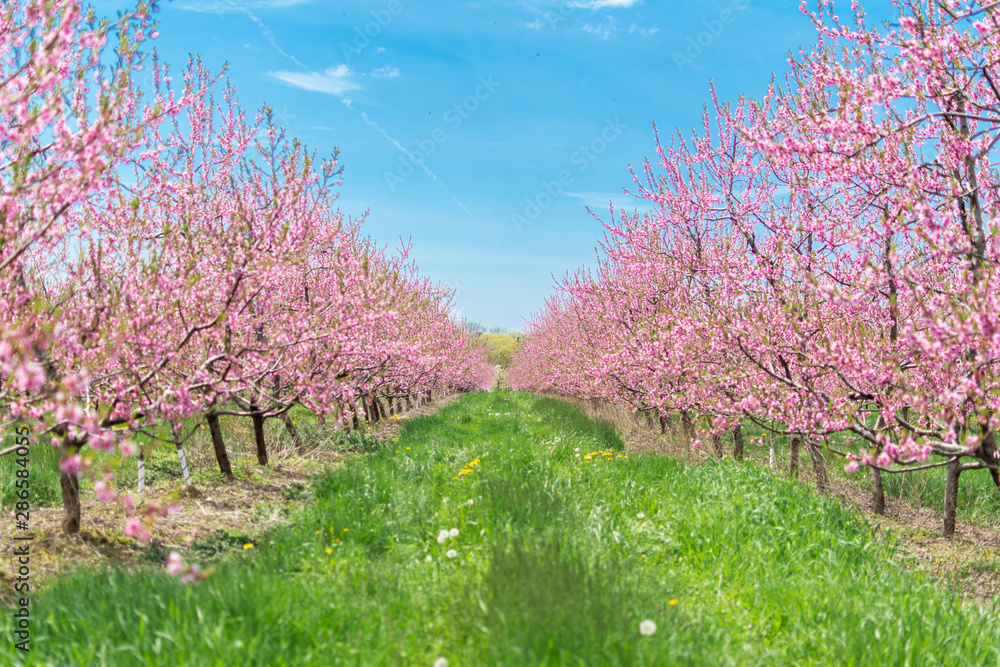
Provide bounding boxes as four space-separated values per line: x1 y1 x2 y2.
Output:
637 512 646 519
639 619 657 636
446 549 458 559
437 530 449 544
425 555 433 563
466 498 475 506
449 528 459 538
434 658 448 667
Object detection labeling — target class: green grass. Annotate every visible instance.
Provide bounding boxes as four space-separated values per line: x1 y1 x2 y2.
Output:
0 432 63 510
3 392 999 665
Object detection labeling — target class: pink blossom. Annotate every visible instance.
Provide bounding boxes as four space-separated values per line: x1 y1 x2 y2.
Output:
93 480 117 502
166 551 184 576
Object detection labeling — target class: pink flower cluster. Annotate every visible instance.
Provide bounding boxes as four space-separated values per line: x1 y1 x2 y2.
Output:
510 0 1000 477
0 0 493 536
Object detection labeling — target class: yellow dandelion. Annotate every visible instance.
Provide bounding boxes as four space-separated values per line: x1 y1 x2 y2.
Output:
668 599 677 606
325 548 333 554
343 528 349 532
243 543 254 550
315 530 321 535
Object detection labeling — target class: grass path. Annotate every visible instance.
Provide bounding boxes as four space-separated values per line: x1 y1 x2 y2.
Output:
4 392 999 665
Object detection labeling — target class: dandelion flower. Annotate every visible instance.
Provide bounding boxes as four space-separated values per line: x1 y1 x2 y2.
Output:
446 549 458 559
639 620 657 636
637 512 646 519
668 599 677 606
448 528 459 538
243 543 254 550
325 548 333 554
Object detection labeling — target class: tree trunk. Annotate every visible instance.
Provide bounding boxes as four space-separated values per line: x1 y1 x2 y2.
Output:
871 466 885 515
789 437 801 480
317 412 326 427
59 441 81 534
646 411 655 429
712 432 724 458
281 412 305 453
732 425 744 461
680 411 695 444
943 458 960 537
808 440 829 491
206 411 233 479
250 403 268 466
660 416 668 435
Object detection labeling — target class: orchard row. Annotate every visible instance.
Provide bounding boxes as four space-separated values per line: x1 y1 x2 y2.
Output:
510 0 1000 534
0 1 492 533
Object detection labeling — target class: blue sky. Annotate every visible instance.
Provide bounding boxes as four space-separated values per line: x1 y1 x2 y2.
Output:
92 0 894 331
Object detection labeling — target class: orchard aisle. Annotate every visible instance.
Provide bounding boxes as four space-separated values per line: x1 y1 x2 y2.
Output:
5 392 998 665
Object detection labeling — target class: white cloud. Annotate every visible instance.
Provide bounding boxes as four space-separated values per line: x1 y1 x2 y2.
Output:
628 23 659 36
526 18 545 29
371 65 400 78
270 65 361 96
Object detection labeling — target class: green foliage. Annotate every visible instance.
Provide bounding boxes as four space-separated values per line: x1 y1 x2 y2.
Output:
189 530 257 561
279 482 312 501
0 435 63 510
328 429 387 453
3 393 998 665
475 332 521 368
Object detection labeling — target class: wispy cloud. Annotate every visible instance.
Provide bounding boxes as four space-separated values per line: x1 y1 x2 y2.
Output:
566 191 659 213
570 0 640 8
371 65 401 78
172 0 313 13
628 23 659 36
270 65 361 96
358 113 497 243
581 16 616 38
172 0 309 69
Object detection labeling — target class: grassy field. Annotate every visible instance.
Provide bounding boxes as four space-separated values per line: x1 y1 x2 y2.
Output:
3 392 999 665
